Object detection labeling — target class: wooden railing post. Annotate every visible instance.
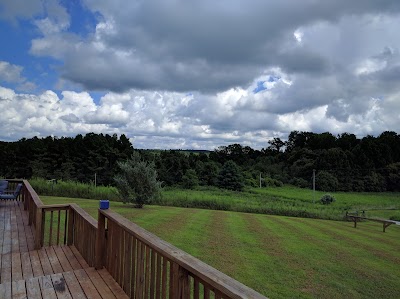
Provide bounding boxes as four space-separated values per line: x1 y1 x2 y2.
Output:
23 185 28 210
95 210 106 269
67 207 75 245
35 207 43 249
171 263 190 299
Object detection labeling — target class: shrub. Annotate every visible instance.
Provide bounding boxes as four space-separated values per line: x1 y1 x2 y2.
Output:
320 194 336 205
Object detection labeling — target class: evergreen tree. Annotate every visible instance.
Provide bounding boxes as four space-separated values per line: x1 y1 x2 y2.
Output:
217 161 244 191
114 152 161 208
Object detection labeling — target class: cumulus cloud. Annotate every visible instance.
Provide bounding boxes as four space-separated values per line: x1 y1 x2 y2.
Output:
2 1 400 148
0 61 24 83
25 0 400 93
1 78 399 149
0 61 37 91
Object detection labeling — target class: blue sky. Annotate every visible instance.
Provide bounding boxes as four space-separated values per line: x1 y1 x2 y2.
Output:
1 0 400 149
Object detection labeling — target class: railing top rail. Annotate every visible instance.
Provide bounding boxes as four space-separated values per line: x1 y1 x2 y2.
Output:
42 204 70 210
71 203 98 228
100 209 268 299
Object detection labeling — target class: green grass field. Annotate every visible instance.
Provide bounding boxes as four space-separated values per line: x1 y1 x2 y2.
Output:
160 186 400 220
41 196 400 299
31 177 400 221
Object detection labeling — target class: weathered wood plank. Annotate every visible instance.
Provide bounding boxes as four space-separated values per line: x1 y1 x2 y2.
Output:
74 269 102 299
53 246 73 272
60 246 82 270
1 253 12 283
0 281 12 299
97 268 130 299
29 250 45 278
38 248 54 276
39 275 58 299
11 280 26 299
70 246 90 269
45 246 64 274
85 267 117 299
20 251 34 280
62 271 87 299
51 273 73 299
11 252 23 281
26 277 42 299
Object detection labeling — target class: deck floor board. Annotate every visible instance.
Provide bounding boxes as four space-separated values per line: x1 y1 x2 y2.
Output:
0 200 128 299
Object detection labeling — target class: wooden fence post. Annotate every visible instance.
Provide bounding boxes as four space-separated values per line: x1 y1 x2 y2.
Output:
95 210 106 269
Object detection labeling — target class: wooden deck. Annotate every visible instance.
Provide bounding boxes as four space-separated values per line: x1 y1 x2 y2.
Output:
0 200 129 299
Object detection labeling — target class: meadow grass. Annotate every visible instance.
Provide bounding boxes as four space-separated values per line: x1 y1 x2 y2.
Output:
32 177 400 220
40 195 400 299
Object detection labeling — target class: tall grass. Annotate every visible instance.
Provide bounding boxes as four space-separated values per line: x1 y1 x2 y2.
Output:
30 177 120 201
30 178 400 221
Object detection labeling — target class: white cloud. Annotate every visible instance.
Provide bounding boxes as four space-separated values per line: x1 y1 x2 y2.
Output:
3 1 400 148
1 79 399 149
0 61 24 83
0 61 37 92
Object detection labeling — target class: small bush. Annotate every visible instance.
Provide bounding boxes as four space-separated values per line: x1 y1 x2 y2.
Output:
320 194 336 205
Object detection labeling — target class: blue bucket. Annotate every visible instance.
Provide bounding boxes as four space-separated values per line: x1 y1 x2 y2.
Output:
99 200 110 210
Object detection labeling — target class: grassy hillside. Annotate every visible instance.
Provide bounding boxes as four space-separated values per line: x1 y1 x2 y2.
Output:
41 196 400 299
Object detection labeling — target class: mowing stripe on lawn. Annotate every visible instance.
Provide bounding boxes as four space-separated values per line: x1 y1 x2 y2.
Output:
200 211 243 278
291 218 400 264
241 213 317 299
219 212 324 298
273 216 400 298
316 218 400 248
153 209 212 259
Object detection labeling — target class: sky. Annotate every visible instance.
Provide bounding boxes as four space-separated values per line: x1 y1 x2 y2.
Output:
1 0 400 150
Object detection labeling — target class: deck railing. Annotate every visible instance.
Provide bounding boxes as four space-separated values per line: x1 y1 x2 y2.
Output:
5 179 268 299
96 209 267 299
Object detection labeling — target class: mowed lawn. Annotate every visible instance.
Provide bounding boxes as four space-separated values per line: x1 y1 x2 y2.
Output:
41 196 400 299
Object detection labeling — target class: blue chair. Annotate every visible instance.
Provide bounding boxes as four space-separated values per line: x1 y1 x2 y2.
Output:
0 180 8 194
0 183 23 200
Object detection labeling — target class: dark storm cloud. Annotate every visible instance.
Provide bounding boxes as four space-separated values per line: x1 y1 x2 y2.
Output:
29 0 400 93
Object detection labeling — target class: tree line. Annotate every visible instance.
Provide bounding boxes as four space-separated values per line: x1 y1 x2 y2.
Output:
0 131 399 192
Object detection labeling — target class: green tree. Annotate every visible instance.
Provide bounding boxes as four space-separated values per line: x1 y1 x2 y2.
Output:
217 161 244 191
114 152 161 208
315 171 338 192
182 169 199 189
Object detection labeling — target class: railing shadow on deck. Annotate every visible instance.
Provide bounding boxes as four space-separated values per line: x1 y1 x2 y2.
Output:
6 179 268 299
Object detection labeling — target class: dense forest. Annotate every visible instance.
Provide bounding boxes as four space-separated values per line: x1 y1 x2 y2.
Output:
0 131 399 192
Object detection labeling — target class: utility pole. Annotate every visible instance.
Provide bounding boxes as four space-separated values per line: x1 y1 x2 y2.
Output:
312 169 316 204
95 173 97 188
259 173 262 188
